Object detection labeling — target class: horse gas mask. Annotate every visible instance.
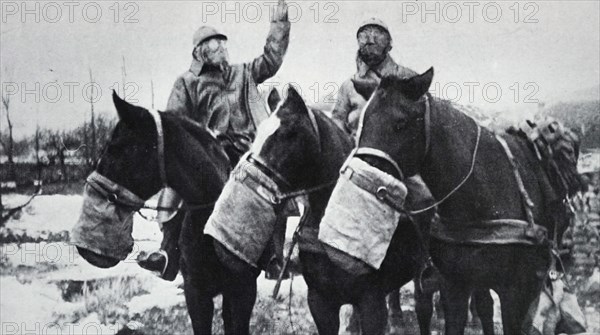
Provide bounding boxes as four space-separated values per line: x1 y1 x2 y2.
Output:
72 108 184 266
204 154 301 267
319 156 408 270
72 172 140 261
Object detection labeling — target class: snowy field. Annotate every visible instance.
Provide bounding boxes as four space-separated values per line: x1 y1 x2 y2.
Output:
1 193 598 334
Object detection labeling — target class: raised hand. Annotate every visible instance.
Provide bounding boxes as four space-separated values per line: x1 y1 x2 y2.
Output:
273 0 288 21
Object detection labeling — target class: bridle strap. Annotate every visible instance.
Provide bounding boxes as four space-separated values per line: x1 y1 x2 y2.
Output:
245 154 336 203
353 95 430 180
423 94 431 159
410 122 482 215
354 147 404 181
247 154 292 189
87 109 218 215
147 109 168 187
307 107 321 151
86 171 145 208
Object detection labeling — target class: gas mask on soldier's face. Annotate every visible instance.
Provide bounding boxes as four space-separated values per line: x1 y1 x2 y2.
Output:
357 26 392 67
198 38 230 69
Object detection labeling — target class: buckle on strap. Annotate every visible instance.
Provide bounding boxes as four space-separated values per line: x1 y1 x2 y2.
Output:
86 171 145 207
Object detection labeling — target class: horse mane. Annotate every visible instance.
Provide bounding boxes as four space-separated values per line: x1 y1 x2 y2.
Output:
160 112 231 185
162 113 220 146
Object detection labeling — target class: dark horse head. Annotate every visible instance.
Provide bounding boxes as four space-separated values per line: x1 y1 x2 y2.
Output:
246 87 430 334
356 68 555 224
71 92 229 268
356 68 434 179
251 86 354 201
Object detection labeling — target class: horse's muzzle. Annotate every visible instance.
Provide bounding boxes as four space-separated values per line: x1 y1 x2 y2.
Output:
319 157 408 270
71 176 137 264
204 161 282 267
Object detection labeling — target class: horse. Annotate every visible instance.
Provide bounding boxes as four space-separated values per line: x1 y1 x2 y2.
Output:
71 92 271 334
212 84 442 335
351 68 568 334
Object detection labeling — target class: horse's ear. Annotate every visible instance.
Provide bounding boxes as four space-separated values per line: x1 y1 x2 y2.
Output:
267 87 281 113
284 86 308 114
403 67 434 101
352 77 379 101
113 90 146 125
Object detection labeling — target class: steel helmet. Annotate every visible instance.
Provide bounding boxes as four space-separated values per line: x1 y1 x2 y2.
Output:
193 26 228 47
357 18 390 37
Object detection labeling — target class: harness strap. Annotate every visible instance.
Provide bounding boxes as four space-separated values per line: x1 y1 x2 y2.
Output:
495 135 538 239
275 180 337 203
341 161 407 212
354 147 404 180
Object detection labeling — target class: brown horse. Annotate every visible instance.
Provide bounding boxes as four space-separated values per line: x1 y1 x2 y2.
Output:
72 92 268 334
349 68 568 334
207 86 436 335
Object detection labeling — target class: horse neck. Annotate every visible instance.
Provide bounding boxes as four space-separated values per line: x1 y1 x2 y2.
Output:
163 119 228 206
306 112 354 227
421 102 530 222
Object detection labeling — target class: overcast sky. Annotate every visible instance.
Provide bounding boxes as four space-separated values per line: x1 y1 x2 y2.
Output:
1 1 599 138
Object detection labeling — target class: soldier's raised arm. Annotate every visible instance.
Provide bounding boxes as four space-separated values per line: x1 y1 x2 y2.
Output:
250 0 291 84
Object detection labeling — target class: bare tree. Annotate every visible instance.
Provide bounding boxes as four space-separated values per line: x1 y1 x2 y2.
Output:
88 67 97 170
1 89 15 181
34 124 42 182
122 55 127 99
151 79 155 109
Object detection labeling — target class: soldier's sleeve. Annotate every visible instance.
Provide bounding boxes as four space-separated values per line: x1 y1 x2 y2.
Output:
331 80 353 134
165 76 193 117
250 20 291 84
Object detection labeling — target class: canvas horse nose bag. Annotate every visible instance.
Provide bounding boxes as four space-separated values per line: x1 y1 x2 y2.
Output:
71 172 139 260
204 160 280 267
319 157 408 270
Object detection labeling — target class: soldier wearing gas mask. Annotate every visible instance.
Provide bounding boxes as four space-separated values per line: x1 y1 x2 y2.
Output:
332 18 417 138
137 0 291 281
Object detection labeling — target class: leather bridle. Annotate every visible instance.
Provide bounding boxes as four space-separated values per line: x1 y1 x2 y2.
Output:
87 109 216 214
353 94 482 215
242 107 336 205
353 94 432 182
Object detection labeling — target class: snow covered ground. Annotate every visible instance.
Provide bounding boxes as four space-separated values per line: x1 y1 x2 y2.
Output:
1 193 598 334
0 193 317 334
